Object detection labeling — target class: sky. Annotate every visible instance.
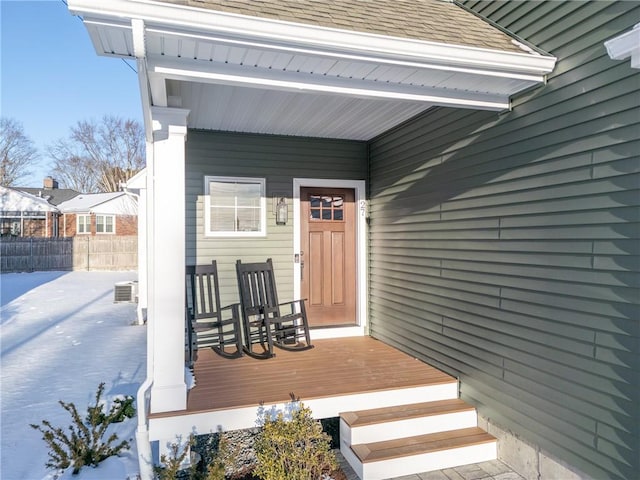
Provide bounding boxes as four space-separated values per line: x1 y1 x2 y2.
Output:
1 0 144 188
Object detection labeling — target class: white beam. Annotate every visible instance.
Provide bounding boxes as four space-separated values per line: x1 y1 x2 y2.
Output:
148 73 168 107
150 56 512 111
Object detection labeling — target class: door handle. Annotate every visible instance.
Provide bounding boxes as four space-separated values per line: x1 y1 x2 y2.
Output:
300 261 304 281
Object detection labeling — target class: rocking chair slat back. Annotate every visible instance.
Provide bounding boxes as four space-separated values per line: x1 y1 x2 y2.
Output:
186 261 243 362
236 258 313 359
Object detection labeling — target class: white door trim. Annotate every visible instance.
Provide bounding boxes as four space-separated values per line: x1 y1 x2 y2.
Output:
293 178 367 339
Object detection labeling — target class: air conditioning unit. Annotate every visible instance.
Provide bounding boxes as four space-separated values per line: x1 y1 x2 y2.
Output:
114 281 138 303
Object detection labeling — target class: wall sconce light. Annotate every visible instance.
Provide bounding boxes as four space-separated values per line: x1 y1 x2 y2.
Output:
275 196 288 225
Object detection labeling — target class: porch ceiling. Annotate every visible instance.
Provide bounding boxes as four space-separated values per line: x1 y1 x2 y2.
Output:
69 0 556 141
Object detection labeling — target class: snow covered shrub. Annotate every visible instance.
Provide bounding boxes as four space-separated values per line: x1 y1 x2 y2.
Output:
254 401 337 480
155 432 231 480
155 435 196 480
30 382 135 474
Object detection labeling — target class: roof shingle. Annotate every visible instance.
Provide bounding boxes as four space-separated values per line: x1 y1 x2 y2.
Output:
157 0 529 54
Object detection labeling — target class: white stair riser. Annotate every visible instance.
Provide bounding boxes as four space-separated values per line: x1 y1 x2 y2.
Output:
307 381 458 419
340 439 365 480
353 441 497 480
341 409 477 445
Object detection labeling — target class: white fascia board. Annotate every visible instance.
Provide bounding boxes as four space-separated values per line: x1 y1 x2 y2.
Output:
146 27 546 83
68 0 556 76
125 168 147 191
151 56 511 110
605 24 640 69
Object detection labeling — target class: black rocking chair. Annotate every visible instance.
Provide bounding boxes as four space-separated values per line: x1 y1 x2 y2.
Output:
236 258 313 359
185 261 243 364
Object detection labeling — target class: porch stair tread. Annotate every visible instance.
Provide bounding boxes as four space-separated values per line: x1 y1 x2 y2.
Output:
351 426 496 463
341 398 474 427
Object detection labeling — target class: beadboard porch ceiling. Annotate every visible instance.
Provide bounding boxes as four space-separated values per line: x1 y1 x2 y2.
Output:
69 0 556 141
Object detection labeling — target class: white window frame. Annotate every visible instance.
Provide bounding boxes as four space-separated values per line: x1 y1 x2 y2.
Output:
204 176 266 237
77 214 91 235
96 214 115 235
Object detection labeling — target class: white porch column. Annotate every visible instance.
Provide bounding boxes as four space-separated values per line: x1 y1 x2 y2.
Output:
148 106 190 413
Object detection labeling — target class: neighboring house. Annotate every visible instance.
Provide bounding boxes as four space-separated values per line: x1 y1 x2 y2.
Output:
69 1 639 480
57 192 138 237
0 185 60 237
16 176 80 207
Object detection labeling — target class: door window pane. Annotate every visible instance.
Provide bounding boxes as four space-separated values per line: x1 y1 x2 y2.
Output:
309 195 345 222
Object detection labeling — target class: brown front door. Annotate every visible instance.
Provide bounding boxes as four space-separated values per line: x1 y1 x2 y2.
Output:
301 187 356 327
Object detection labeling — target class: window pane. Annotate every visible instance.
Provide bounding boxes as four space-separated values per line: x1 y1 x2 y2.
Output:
78 215 89 233
105 216 114 233
211 207 236 231
236 183 261 207
96 216 104 233
209 181 236 206
334 209 343 220
237 208 260 231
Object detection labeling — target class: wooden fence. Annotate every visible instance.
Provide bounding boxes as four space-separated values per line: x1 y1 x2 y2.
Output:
0 236 138 273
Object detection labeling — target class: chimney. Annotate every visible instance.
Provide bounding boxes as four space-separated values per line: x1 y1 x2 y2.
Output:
43 176 58 189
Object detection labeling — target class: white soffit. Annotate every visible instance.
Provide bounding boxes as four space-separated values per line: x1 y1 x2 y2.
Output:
69 0 556 141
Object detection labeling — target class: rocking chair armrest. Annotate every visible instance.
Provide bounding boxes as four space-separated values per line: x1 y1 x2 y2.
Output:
277 299 307 313
220 303 241 316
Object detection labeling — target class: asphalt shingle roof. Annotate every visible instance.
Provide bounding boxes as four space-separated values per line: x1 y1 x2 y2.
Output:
16 187 80 206
158 0 528 54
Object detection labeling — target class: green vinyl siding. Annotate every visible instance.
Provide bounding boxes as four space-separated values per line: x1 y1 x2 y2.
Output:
186 130 367 306
368 2 639 479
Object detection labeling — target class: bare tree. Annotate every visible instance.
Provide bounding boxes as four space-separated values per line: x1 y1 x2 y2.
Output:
0 118 39 187
48 116 145 193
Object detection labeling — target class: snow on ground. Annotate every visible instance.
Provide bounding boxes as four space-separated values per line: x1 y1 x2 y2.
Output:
1 271 146 480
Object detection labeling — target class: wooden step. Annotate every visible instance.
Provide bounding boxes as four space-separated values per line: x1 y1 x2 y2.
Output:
344 427 497 480
340 399 478 444
352 427 495 462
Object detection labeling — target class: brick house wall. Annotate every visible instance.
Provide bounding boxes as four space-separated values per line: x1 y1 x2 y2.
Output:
59 213 138 236
117 215 138 235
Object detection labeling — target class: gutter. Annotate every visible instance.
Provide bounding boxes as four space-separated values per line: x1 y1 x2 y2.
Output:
135 307 154 480
605 23 640 68
132 18 154 143
68 0 556 77
127 17 155 467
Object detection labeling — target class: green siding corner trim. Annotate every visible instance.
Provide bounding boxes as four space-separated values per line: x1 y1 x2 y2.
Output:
368 2 640 480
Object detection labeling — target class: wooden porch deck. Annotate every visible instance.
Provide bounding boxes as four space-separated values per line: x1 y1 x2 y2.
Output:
148 336 458 441
189 336 454 413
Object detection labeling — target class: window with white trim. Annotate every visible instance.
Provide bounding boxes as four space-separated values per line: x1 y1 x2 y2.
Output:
96 215 115 234
77 215 91 234
204 176 266 236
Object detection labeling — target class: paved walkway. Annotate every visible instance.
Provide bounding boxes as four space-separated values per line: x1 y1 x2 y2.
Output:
335 452 524 480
